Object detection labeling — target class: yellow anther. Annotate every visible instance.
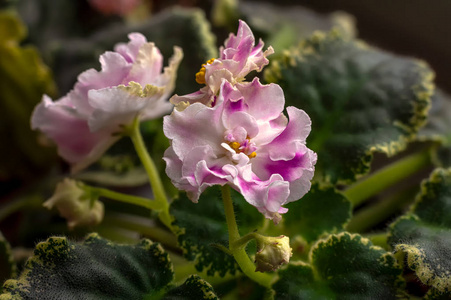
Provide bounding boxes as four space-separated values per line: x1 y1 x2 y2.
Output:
230 142 241 150
195 70 206 84
248 152 257 159
195 58 216 84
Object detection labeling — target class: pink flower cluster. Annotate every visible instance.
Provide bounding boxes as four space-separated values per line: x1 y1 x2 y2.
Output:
32 33 182 172
164 21 317 223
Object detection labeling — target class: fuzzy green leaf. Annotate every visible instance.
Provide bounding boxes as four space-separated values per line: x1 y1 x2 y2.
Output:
418 89 451 168
0 232 16 292
0 12 57 180
0 233 173 299
283 184 351 243
162 275 218 300
273 232 404 299
389 168 451 294
170 186 264 277
265 30 433 184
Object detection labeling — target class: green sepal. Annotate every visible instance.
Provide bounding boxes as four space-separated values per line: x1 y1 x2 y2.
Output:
283 183 352 243
0 232 16 293
162 275 218 300
170 186 264 277
273 232 404 299
0 11 57 180
264 30 433 184
0 233 173 299
389 168 451 294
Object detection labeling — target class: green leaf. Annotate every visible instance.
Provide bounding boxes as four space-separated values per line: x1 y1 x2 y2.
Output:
417 89 451 168
264 30 433 184
0 233 173 299
283 183 352 243
162 275 218 300
49 7 217 96
0 232 16 292
425 288 451 300
170 186 264 277
0 11 57 180
389 168 451 294
273 232 404 299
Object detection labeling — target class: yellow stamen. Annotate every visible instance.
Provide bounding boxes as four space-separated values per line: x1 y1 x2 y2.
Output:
248 152 257 159
230 142 240 150
195 58 216 84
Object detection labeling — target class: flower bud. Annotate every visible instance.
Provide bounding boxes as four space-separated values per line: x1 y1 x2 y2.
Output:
255 235 292 272
43 179 104 229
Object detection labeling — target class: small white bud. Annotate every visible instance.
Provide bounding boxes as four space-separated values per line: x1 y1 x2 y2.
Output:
255 235 292 272
44 178 104 229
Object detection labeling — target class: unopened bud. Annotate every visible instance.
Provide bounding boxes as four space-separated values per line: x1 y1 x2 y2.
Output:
255 235 292 272
44 178 104 229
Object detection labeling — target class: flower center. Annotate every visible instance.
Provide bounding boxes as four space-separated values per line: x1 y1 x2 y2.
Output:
195 58 216 84
229 138 257 159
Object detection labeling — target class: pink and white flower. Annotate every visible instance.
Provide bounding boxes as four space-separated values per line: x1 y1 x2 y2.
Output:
32 33 183 172
164 78 317 223
171 20 274 109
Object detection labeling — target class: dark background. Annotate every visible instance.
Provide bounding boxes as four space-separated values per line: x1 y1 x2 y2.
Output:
261 0 451 92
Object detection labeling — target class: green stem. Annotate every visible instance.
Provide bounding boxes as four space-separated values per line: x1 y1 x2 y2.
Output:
221 185 274 288
343 148 431 207
0 196 41 222
90 187 161 210
128 117 172 230
364 232 389 250
102 213 179 250
346 187 418 233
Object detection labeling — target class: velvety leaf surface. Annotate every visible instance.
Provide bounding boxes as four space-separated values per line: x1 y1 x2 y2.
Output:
264 30 433 184
0 232 16 292
0 233 173 299
283 184 352 243
273 232 404 299
0 12 57 179
170 186 264 277
418 89 451 168
389 168 451 294
162 275 218 300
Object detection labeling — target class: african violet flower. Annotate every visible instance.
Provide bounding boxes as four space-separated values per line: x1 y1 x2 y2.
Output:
171 20 274 109
164 78 317 223
32 33 183 172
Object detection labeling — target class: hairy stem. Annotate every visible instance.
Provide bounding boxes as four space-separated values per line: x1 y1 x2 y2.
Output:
221 185 274 288
128 117 172 230
343 149 431 207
